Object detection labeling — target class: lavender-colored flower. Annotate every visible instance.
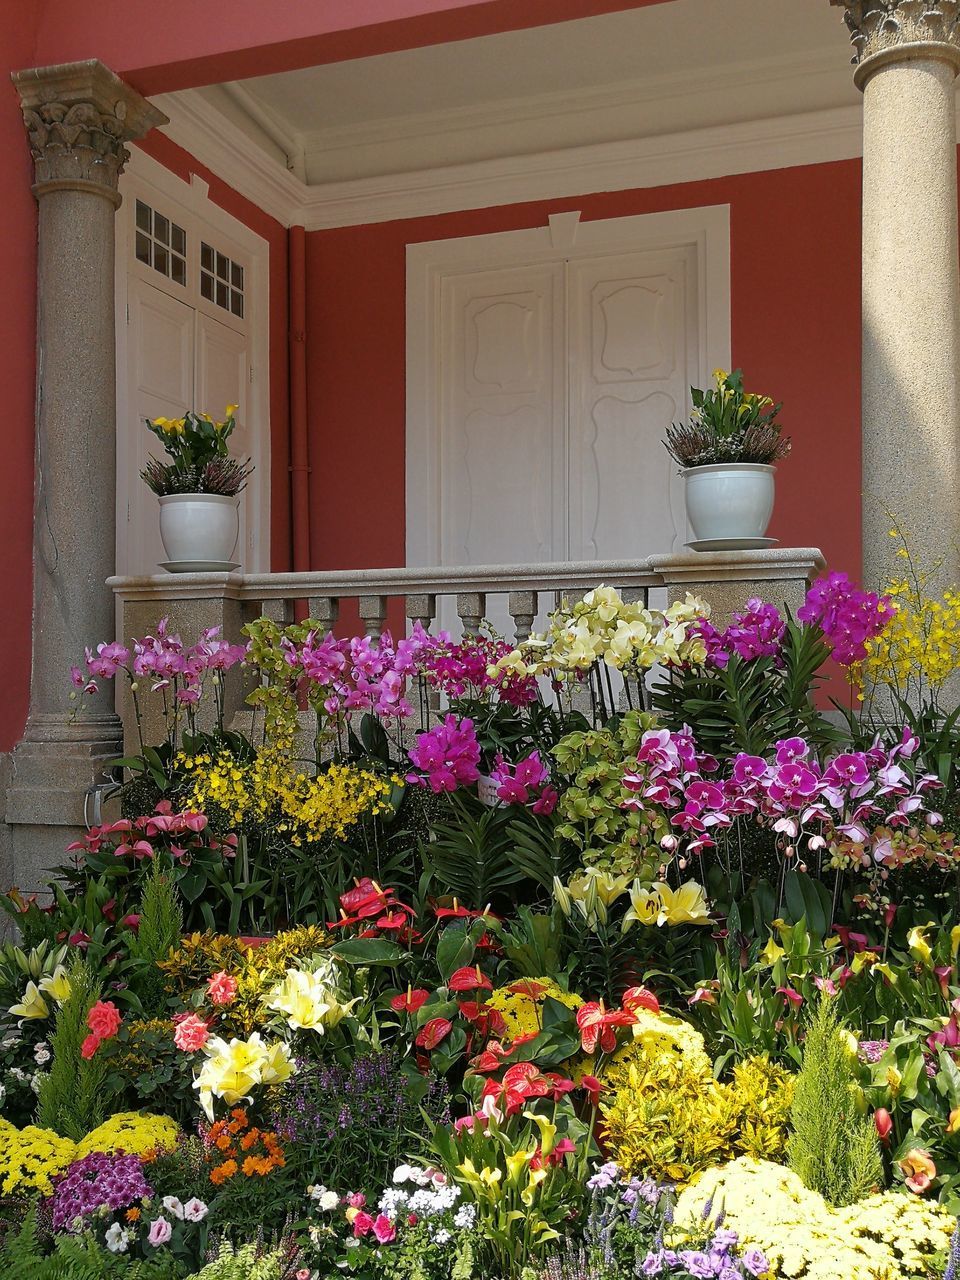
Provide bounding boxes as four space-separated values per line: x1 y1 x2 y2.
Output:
741 1247 770 1277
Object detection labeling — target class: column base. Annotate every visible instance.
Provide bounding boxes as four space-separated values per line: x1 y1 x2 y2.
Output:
648 548 826 626
5 715 122 894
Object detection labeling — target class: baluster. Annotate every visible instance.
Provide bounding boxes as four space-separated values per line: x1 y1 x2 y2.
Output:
405 593 437 634
308 595 340 632
508 590 538 645
456 592 486 635
359 594 388 640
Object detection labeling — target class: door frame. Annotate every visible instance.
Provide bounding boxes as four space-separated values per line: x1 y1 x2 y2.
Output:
405 204 731 567
115 146 272 574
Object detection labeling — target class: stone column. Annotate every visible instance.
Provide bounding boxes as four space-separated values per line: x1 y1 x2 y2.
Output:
6 61 166 891
831 1 960 591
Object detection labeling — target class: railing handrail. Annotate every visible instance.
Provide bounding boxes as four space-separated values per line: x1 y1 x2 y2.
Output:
107 558 665 602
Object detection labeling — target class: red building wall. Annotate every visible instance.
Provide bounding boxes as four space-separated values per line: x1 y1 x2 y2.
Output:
303 159 863 581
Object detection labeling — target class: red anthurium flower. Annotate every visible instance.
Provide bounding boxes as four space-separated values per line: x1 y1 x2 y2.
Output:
449 966 493 993
502 1062 549 1096
622 986 660 1015
506 979 550 999
543 1072 576 1101
390 987 430 1015
470 1049 503 1073
376 911 415 932
480 1076 527 1116
415 1017 453 1050
434 899 487 920
575 1001 636 1054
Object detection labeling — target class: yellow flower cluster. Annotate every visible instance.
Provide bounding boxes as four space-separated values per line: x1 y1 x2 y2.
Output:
176 748 394 846
600 1012 793 1183
675 1157 954 1280
485 977 582 1041
75 1111 180 1160
491 586 709 680
856 535 960 699
0 1117 76 1195
0 1111 179 1195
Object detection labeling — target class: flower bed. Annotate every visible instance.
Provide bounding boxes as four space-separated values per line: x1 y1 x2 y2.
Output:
3 563 960 1277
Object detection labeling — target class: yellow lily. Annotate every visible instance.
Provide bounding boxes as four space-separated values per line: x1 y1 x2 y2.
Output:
260 1040 296 1086
9 981 48 1020
38 966 71 1005
654 880 711 926
623 883 661 931
760 937 786 966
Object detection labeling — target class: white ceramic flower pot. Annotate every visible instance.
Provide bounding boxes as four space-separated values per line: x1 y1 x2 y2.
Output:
682 463 776 542
158 493 239 568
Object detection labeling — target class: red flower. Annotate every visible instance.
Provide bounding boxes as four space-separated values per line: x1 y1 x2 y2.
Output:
874 1108 893 1144
340 878 390 916
776 986 804 1008
506 979 549 999
80 1033 101 1060
543 1072 576 1101
622 986 660 1015
576 1001 635 1054
415 1018 453 1050
390 987 430 1015
87 1000 122 1040
579 1074 603 1108
448 966 493 993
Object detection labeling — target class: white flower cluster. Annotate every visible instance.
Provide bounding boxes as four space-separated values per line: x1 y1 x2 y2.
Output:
307 1183 341 1212
380 1165 474 1244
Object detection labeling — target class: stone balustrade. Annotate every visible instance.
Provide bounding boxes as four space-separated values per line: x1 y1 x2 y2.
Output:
107 547 825 754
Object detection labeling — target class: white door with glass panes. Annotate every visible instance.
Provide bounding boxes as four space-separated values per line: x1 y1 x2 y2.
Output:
407 208 731 608
116 158 269 577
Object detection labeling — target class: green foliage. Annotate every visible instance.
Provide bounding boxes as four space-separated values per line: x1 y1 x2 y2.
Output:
420 797 532 909
189 1243 284 1280
788 996 883 1206
128 865 184 1016
0 1210 184 1280
551 711 667 877
651 616 841 761
36 960 112 1139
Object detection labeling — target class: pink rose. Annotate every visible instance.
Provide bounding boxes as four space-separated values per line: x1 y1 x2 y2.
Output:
87 1000 122 1040
372 1214 396 1244
173 1014 209 1053
207 971 237 1006
352 1211 374 1238
148 1217 173 1247
347 1192 366 1208
80 1033 101 1060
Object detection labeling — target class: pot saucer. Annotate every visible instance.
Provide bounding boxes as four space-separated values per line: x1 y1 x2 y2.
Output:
159 560 241 573
685 537 779 553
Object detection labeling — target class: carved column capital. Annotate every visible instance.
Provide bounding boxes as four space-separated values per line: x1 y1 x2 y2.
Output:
11 59 168 204
831 1 960 84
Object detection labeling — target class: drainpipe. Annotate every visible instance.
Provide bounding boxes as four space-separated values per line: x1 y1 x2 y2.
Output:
288 225 311 573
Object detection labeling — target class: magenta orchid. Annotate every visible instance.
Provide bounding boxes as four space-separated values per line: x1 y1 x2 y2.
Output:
406 714 482 793
489 750 559 813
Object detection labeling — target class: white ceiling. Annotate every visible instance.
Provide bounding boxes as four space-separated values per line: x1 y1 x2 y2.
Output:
183 0 859 186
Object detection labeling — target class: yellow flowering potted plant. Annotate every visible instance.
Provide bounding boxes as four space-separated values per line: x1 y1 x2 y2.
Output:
142 405 253 572
664 368 790 549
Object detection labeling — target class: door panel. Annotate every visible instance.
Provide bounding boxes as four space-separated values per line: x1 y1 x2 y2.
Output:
567 250 693 560
119 277 194 577
195 312 251 568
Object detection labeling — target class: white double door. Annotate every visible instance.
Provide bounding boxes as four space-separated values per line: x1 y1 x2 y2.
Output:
413 225 725 584
122 278 251 575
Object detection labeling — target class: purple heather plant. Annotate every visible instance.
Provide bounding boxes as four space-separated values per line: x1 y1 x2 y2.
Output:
269 1047 450 1195
50 1151 153 1233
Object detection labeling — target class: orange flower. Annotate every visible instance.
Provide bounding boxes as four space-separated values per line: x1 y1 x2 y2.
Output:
242 1155 260 1177
230 1107 248 1125
240 1127 261 1150
126 1208 141 1222
215 1134 233 1152
900 1148 937 1194
210 1158 238 1185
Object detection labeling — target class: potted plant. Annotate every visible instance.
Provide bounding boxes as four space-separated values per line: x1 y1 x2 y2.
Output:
663 368 790 548
141 405 253 571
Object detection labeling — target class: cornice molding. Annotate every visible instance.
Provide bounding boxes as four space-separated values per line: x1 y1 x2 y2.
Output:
155 85 869 231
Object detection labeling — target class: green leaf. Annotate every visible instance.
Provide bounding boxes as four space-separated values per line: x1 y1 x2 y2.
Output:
330 938 404 966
